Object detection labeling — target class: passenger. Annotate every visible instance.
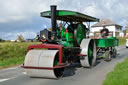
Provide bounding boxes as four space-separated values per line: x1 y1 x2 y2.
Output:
56 23 61 39
57 23 66 39
100 26 109 38
59 23 63 32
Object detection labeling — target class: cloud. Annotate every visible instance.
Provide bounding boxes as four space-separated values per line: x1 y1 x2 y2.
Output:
0 0 128 39
0 0 63 23
1 0 128 23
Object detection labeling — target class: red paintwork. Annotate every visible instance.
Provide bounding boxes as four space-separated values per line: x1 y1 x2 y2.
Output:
24 44 82 70
76 54 85 56
42 40 46 42
66 29 68 32
28 44 63 65
22 64 67 70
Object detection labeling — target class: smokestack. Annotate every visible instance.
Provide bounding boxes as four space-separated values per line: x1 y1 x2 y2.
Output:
51 5 57 32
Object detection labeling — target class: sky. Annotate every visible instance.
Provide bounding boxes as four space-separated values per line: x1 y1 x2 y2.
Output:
0 0 128 40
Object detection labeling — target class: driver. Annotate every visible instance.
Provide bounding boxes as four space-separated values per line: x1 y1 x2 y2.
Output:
100 26 109 38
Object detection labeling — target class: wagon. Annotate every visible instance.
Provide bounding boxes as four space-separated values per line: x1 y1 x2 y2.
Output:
95 37 118 61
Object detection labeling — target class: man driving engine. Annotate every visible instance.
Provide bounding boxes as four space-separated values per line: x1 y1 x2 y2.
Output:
100 26 109 38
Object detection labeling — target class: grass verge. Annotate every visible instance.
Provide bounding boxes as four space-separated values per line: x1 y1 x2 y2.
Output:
118 37 127 46
0 42 41 69
103 57 128 85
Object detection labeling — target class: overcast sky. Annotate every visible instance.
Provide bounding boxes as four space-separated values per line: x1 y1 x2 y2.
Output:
0 0 127 40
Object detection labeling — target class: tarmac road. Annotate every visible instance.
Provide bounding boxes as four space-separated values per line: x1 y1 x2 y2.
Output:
0 45 127 85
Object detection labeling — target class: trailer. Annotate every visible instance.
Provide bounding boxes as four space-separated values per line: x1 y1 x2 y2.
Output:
22 5 118 79
94 37 118 61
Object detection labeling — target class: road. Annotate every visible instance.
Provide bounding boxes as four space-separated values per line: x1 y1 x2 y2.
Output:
0 45 127 85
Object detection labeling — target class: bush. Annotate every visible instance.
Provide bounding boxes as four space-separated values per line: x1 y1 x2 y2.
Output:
0 38 4 42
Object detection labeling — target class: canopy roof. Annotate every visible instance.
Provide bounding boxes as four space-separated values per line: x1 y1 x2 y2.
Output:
40 10 99 22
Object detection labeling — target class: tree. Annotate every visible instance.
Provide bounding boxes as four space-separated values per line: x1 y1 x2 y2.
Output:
17 34 24 42
0 38 3 42
123 29 126 36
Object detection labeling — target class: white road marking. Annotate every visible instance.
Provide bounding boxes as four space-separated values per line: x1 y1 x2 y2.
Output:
22 72 26 74
0 78 10 82
0 77 17 83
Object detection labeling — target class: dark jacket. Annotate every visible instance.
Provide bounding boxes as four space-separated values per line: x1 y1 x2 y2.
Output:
100 28 109 36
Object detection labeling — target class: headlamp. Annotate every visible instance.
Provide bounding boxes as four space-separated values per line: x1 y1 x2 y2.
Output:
42 34 46 40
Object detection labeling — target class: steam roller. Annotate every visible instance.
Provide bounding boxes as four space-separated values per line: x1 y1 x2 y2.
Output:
22 5 100 78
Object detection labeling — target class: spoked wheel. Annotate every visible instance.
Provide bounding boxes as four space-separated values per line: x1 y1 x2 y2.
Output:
105 50 111 62
80 39 96 67
112 48 117 58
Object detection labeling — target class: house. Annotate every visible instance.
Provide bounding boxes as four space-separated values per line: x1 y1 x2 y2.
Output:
10 40 16 42
91 19 123 37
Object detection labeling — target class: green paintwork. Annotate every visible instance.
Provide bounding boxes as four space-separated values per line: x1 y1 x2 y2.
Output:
61 27 66 38
40 10 99 22
94 37 119 47
60 31 74 47
88 43 93 64
61 41 74 47
75 24 85 45
57 30 60 38
57 27 66 38
88 48 93 57
56 26 74 47
54 60 58 66
65 32 74 42
57 24 86 47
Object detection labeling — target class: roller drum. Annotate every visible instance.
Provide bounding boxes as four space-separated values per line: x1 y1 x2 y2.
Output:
24 50 64 78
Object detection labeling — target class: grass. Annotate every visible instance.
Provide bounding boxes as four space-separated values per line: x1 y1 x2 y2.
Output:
103 57 128 85
118 37 127 46
0 42 41 69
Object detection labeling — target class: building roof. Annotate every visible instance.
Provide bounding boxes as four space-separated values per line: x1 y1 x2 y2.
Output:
91 19 122 27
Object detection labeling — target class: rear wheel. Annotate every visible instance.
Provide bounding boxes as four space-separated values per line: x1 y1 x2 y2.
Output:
105 50 111 61
88 40 96 66
80 39 96 67
112 48 117 58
